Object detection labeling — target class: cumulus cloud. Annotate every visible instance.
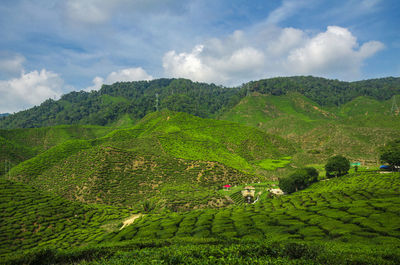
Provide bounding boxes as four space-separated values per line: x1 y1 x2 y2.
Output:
0 69 63 113
85 67 153 91
162 25 384 85
287 26 384 78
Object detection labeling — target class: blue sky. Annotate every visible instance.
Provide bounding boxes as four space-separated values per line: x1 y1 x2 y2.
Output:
0 0 399 113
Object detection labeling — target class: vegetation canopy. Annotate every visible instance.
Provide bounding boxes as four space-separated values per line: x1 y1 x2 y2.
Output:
325 155 350 178
380 139 400 171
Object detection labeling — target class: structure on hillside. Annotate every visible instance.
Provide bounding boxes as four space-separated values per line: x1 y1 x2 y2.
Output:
241 186 255 203
223 184 232 191
268 188 284 196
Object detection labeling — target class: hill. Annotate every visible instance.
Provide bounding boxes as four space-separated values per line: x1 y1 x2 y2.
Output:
1 76 399 129
0 78 242 129
7 111 294 211
0 125 113 176
219 93 400 165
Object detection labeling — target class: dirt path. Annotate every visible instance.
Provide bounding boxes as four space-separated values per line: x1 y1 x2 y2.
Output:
120 214 142 230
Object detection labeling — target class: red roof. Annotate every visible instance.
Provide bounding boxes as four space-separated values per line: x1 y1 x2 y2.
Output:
223 184 231 188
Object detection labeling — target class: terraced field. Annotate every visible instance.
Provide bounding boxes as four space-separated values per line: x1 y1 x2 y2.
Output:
103 173 400 246
0 178 132 257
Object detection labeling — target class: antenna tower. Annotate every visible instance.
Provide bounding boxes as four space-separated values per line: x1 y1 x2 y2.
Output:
391 95 399 115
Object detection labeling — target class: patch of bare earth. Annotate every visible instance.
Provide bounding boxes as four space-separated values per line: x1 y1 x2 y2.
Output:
120 214 142 230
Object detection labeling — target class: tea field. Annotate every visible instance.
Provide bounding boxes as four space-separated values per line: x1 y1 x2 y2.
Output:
0 178 132 257
102 172 400 247
2 172 399 264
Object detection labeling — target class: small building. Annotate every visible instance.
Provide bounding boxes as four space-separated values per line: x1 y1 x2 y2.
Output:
269 188 284 196
241 186 255 203
223 184 232 191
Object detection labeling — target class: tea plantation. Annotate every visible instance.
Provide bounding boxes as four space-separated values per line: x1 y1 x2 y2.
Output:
2 172 399 264
102 172 400 244
0 178 132 257
7 111 294 211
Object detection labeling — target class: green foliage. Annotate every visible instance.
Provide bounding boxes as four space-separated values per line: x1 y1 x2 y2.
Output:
0 78 242 129
279 167 318 194
325 155 350 178
380 139 400 170
103 172 400 247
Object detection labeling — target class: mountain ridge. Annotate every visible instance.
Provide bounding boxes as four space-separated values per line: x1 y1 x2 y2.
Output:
1 76 399 129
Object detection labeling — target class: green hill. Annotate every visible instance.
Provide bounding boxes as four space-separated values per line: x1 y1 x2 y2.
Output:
7 111 294 211
219 93 400 165
0 125 112 176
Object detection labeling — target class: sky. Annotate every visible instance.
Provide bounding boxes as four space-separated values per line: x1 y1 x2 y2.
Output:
0 0 399 113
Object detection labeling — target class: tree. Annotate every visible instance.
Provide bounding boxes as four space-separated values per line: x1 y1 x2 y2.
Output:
325 155 350 178
279 167 319 194
380 140 400 171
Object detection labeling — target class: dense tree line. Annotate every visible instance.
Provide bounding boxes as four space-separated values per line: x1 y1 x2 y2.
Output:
0 78 244 128
0 76 399 129
248 76 400 107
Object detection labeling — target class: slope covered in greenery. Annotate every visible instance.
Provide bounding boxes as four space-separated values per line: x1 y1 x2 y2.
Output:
220 93 400 165
0 125 112 176
7 111 293 211
3 172 398 264
0 178 132 257
102 172 400 243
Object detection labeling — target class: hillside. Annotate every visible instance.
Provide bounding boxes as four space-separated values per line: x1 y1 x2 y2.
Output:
0 125 113 176
219 93 400 164
0 178 132 257
7 111 293 211
1 76 399 129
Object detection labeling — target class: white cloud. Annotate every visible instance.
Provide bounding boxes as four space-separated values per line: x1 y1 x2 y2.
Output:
287 26 385 78
0 69 63 113
162 25 384 85
85 67 153 91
